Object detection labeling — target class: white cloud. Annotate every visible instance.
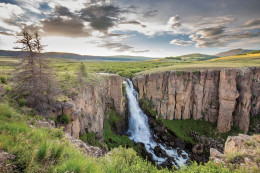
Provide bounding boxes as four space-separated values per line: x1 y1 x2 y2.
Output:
0 3 24 20
170 39 193 46
167 15 181 29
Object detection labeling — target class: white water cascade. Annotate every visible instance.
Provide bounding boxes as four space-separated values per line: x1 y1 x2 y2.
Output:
124 79 189 167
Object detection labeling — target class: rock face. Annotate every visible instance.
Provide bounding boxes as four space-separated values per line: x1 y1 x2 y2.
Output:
217 69 239 133
0 151 16 172
133 67 260 133
210 134 260 171
52 75 125 139
65 134 104 157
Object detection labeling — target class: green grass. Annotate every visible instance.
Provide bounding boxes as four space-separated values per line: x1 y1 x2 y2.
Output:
163 119 243 144
0 102 172 173
175 161 238 173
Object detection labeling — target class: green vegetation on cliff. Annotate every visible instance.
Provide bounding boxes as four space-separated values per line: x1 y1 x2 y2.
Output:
103 110 139 152
163 119 243 144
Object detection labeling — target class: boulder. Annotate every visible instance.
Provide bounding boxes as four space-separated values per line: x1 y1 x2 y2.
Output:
224 135 247 154
65 134 104 157
154 146 167 158
0 151 16 172
192 144 203 154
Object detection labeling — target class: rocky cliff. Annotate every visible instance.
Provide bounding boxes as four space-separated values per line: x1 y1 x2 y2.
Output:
51 75 126 139
210 134 260 171
132 67 260 133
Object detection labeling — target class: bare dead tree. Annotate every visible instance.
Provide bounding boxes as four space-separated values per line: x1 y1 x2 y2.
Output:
13 30 58 115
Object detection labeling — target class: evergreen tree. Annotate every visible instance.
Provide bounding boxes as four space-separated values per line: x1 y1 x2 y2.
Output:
13 31 58 115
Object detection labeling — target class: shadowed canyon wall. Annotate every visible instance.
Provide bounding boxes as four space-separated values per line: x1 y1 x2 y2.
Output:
52 75 126 139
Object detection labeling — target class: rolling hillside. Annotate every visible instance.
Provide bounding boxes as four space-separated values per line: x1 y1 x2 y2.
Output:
215 49 255 57
209 52 260 62
0 50 153 62
157 53 219 62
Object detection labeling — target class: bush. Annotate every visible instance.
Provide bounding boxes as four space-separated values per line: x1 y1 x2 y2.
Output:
80 132 96 145
57 114 71 124
0 103 20 120
5 86 11 92
36 143 48 161
50 144 64 161
0 76 7 84
18 98 26 107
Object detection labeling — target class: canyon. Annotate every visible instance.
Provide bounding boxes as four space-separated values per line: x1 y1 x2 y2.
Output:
52 67 260 141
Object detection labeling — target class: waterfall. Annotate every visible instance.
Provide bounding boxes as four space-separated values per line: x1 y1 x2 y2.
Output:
124 79 189 167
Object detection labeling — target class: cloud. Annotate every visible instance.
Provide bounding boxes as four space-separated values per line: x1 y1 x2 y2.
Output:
79 4 125 32
231 32 260 39
167 15 181 29
243 18 260 28
0 3 23 20
99 41 149 53
41 17 90 37
54 5 74 17
170 39 193 46
192 16 236 28
189 26 226 48
121 20 146 28
132 49 149 53
143 9 158 18
0 31 14 36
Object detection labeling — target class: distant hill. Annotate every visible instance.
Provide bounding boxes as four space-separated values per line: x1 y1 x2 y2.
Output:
209 52 260 62
215 49 255 57
0 50 153 62
160 53 219 61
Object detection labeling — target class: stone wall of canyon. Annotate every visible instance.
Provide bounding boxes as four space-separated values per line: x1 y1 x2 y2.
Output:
132 67 260 133
51 75 126 139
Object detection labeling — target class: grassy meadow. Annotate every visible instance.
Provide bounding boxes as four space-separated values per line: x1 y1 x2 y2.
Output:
1 53 260 93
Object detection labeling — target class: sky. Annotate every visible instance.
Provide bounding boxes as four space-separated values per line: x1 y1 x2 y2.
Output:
0 0 260 58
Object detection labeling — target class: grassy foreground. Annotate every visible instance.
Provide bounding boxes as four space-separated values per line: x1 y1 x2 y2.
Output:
0 102 248 172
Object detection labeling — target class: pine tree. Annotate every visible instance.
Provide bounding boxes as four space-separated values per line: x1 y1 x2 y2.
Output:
13 31 58 115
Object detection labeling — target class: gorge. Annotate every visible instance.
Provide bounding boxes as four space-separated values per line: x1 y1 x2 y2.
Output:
51 67 260 167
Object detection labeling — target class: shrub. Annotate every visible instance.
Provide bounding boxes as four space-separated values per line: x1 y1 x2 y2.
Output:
18 98 26 107
50 144 64 161
5 86 11 92
80 132 96 145
57 114 71 124
36 143 48 161
49 116 58 124
0 76 7 84
51 127 64 139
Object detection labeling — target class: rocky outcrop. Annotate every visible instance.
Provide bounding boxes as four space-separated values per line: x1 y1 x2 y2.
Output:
65 134 104 157
0 151 16 172
52 75 125 139
133 67 260 133
210 134 260 171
